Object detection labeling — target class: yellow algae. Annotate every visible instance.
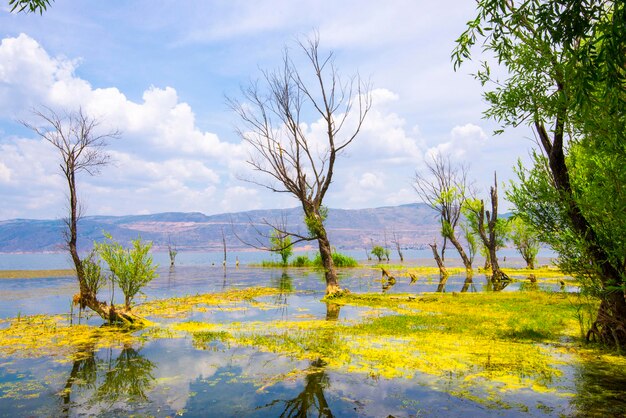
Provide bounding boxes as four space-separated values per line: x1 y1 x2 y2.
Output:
135 287 290 319
0 269 75 279
0 314 140 362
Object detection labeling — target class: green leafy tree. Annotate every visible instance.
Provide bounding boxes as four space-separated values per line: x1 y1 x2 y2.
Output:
414 153 474 273
454 0 626 345
270 229 293 266
371 246 386 262
97 234 158 311
509 216 540 270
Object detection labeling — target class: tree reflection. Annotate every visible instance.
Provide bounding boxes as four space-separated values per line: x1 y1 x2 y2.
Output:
262 303 339 417
460 274 475 293
483 273 510 291
271 272 293 318
61 342 155 416
272 359 334 418
571 358 626 417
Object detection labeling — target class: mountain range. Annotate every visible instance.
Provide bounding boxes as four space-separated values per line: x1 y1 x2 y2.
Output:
0 203 442 253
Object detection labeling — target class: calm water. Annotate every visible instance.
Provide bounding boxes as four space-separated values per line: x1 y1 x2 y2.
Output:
2 252 620 417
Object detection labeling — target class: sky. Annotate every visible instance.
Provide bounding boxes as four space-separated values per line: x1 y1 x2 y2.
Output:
0 0 537 220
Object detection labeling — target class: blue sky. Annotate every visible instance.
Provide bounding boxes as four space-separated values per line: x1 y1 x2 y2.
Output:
0 1 535 220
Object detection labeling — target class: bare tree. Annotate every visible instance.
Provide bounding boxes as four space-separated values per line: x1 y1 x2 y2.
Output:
167 235 178 267
391 230 404 263
19 107 144 324
229 35 371 295
414 153 473 274
465 173 509 284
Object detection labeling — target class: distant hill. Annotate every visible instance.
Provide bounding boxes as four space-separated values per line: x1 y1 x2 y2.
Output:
0 203 441 253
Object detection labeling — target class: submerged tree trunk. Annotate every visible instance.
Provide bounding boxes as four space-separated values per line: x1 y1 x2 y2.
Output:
448 235 473 274
317 230 340 295
429 242 448 278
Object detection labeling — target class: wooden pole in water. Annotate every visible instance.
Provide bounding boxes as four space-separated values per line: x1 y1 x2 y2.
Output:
222 227 227 267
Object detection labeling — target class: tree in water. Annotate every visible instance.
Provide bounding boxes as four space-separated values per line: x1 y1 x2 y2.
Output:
509 216 540 269
391 230 404 262
167 236 178 267
20 107 145 325
454 0 626 346
414 153 474 275
464 173 509 283
370 245 386 263
230 34 371 295
96 234 158 311
270 228 293 266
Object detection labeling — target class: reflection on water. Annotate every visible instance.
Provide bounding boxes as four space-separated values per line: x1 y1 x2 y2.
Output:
62 344 155 417
2 262 607 417
262 359 333 418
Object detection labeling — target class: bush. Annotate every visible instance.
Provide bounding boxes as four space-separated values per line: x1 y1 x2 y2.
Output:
97 234 158 310
313 252 358 268
291 255 312 267
81 249 106 295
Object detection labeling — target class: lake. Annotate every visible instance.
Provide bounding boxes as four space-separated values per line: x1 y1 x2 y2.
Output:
1 252 624 417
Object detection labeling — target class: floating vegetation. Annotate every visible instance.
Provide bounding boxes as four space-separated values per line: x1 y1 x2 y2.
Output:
135 286 289 319
0 315 139 362
1 281 623 414
0 269 75 279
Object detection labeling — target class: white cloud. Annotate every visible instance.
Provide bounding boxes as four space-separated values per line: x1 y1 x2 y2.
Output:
0 162 11 183
427 123 488 159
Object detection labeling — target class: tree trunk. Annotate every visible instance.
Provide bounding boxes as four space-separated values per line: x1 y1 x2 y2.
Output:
483 252 492 270
536 121 626 346
448 234 473 273
317 231 341 295
429 242 448 278
587 291 626 348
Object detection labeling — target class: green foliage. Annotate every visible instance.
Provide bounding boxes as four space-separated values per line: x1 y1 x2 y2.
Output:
509 216 541 269
304 206 328 238
291 255 312 267
260 251 357 268
269 229 293 266
97 234 158 310
371 246 386 262
81 250 106 295
313 252 358 268
8 0 51 14
456 0 626 303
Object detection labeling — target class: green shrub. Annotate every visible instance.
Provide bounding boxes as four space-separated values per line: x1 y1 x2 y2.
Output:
291 255 312 267
97 234 158 310
313 252 358 268
81 249 106 295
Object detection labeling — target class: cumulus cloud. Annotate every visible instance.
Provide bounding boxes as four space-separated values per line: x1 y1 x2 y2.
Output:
0 34 250 218
426 123 488 160
0 33 503 219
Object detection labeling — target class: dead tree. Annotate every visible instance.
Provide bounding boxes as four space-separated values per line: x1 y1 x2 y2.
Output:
167 236 178 267
20 107 143 324
414 154 473 274
221 227 227 267
471 173 509 284
391 230 404 262
230 34 371 295
429 241 448 278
